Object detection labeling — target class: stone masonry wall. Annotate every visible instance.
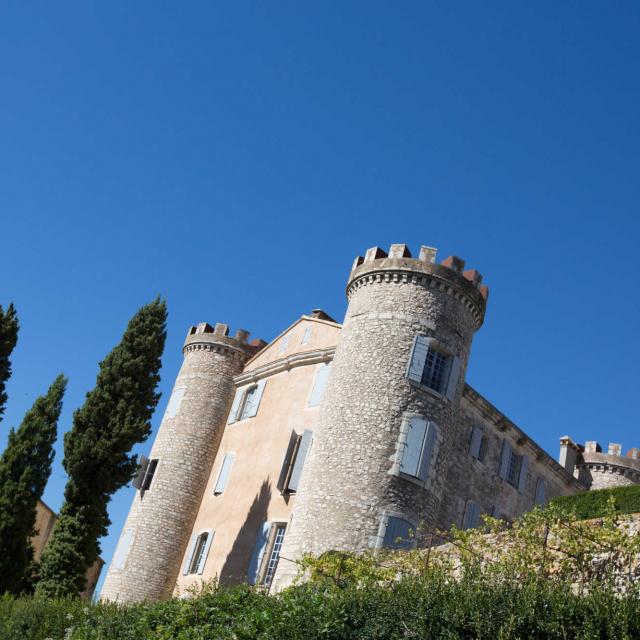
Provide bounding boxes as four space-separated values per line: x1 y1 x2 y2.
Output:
274 245 487 587
100 325 257 603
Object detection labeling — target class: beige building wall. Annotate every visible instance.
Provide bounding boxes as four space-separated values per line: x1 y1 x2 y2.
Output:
175 315 341 594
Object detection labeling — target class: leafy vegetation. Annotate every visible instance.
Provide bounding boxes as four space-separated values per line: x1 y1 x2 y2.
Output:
3 502 640 639
0 375 67 594
0 303 19 423
37 299 167 597
551 485 640 520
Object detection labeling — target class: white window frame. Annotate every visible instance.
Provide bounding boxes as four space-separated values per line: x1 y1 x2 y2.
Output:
390 413 441 490
256 521 288 589
183 529 214 576
406 335 461 401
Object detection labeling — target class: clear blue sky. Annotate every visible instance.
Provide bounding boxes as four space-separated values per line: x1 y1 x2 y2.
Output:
1 2 639 597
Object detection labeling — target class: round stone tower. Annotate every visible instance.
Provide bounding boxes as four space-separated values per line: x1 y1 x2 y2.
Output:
101 322 263 603
274 243 488 588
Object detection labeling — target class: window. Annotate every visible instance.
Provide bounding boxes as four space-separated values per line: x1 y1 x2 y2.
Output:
248 522 287 588
399 417 438 483
380 515 416 550
308 364 331 407
213 453 235 495
227 380 267 424
499 440 528 492
406 336 461 400
535 478 545 506
165 387 186 419
183 530 214 575
462 501 481 530
132 456 158 492
277 430 313 493
301 326 312 345
261 524 287 587
112 528 134 570
469 425 487 462
141 459 158 491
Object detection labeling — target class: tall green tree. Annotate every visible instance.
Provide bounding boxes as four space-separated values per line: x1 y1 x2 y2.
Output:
0 374 66 594
0 303 19 422
37 298 167 597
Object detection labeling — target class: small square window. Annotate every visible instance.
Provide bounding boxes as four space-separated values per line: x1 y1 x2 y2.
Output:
421 347 451 394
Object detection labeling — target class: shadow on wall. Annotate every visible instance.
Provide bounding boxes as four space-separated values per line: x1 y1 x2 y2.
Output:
219 480 271 585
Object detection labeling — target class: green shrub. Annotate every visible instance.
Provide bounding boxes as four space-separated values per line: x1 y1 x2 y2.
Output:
551 485 640 520
2 576 640 640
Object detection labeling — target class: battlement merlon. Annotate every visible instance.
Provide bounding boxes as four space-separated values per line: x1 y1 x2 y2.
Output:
347 244 489 329
183 322 266 357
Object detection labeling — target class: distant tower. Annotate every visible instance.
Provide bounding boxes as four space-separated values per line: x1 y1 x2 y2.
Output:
101 323 262 603
274 244 487 587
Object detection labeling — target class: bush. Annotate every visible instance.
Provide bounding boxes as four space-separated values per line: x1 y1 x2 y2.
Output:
551 485 640 520
2 575 640 640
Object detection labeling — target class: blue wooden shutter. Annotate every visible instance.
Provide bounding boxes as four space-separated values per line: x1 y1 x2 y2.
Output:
247 522 271 584
308 364 331 407
417 421 438 482
244 379 267 418
463 501 481 530
535 478 545 505
499 439 511 480
227 387 245 424
196 532 214 575
469 426 483 459
112 528 134 569
383 516 414 549
301 326 312 345
407 336 430 382
132 455 149 490
287 430 313 492
276 431 300 493
182 534 198 575
214 453 235 495
165 387 186 418
445 356 461 401
518 455 529 493
401 417 427 477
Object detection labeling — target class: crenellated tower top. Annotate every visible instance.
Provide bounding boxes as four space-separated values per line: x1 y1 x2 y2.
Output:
183 322 266 359
347 243 489 329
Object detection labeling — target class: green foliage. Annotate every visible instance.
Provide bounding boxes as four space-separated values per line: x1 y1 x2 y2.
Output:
551 485 640 520
37 299 167 598
2 575 640 640
0 375 67 595
0 303 19 422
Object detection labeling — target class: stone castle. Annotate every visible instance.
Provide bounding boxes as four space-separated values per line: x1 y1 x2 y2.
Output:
100 243 637 603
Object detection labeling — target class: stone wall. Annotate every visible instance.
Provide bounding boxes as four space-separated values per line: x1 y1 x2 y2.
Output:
274 244 487 588
100 324 259 603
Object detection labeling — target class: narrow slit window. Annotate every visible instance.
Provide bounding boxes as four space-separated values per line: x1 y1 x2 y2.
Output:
141 459 158 492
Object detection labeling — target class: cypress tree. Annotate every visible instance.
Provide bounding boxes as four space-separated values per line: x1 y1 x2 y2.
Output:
0 303 19 422
37 298 167 597
0 374 66 594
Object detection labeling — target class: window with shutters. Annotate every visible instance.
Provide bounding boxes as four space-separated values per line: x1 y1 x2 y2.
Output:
379 514 416 550
469 425 487 462
184 530 214 575
213 453 235 495
277 430 313 494
462 500 481 530
499 439 528 491
535 478 545 506
308 364 331 407
406 336 461 400
301 326 312 345
258 523 287 588
141 459 158 491
279 335 290 353
228 380 267 424
398 416 438 484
